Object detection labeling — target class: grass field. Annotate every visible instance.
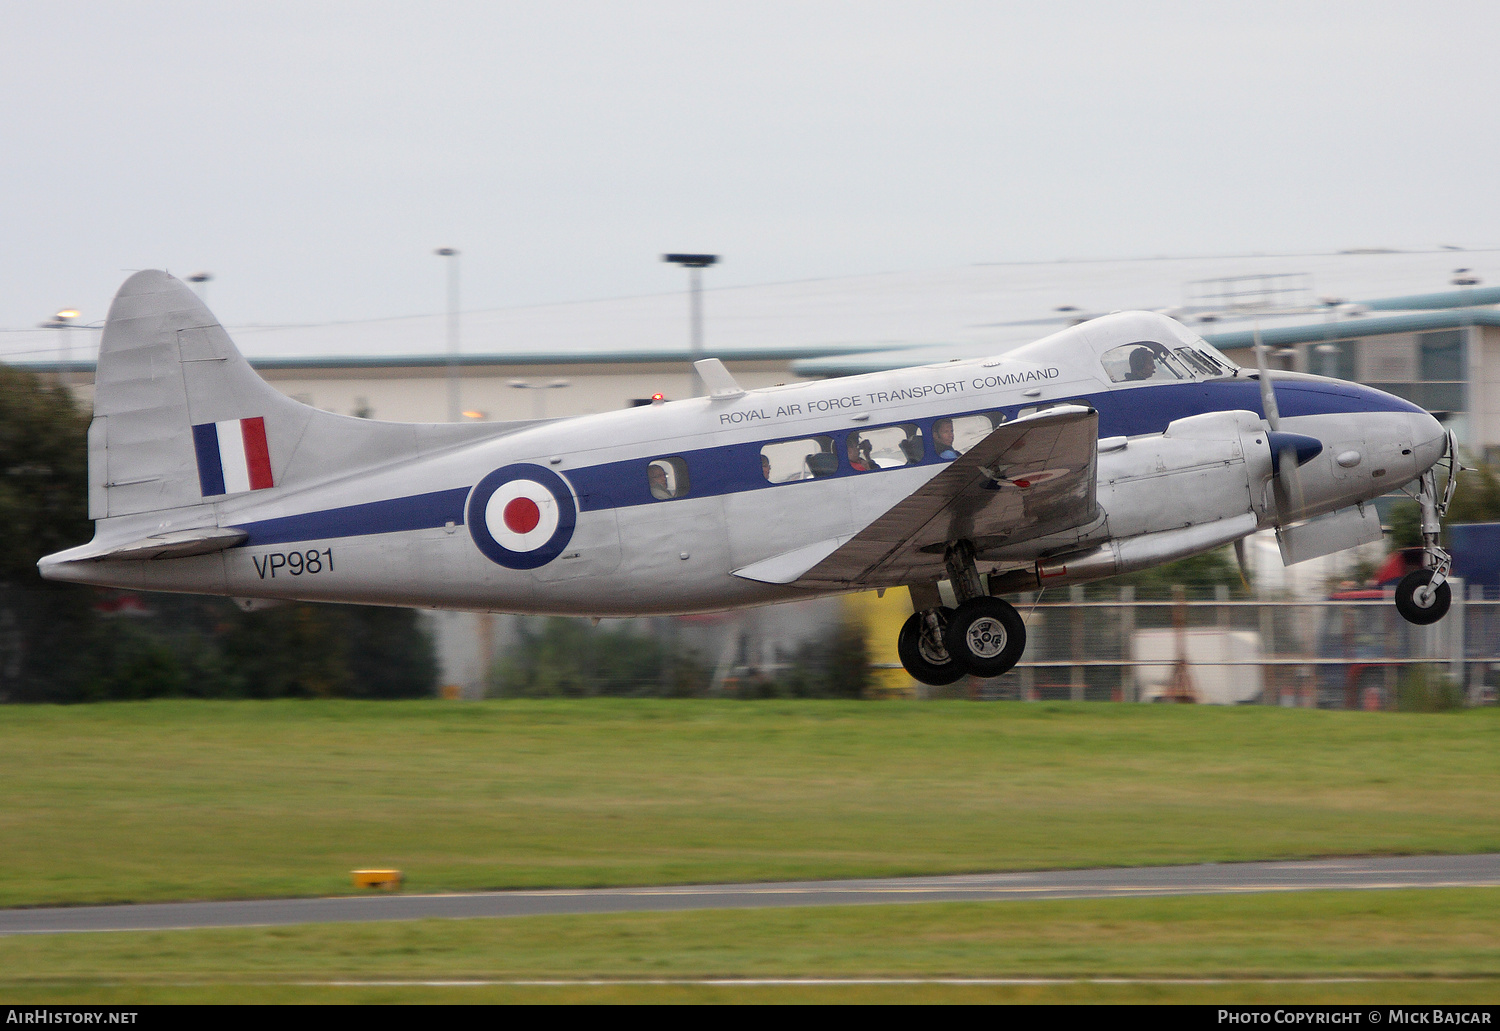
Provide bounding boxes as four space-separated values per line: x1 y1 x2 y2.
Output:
3 889 1498 1003
2 699 1496 907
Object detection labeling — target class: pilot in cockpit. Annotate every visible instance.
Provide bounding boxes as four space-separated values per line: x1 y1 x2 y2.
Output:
1124 347 1158 381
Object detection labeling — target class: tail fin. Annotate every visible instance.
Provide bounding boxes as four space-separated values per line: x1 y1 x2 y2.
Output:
89 271 503 523
90 271 304 518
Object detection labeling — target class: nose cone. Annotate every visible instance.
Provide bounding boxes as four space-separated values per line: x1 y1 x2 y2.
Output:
1409 411 1447 474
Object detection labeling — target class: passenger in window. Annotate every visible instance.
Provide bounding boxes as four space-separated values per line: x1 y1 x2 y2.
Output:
933 419 958 461
805 451 838 478
761 454 772 481
648 463 672 499
847 434 873 472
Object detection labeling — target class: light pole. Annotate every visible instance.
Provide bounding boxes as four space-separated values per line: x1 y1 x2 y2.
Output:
187 272 213 304
662 253 718 395
40 309 80 391
1452 270 1481 440
508 378 570 420
435 248 461 421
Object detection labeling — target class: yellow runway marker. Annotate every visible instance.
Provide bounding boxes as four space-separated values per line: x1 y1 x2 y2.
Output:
351 870 404 890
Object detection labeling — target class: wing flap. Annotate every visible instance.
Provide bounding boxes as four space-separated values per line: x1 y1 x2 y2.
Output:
732 535 852 584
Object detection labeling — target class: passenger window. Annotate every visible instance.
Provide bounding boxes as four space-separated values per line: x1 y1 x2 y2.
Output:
648 457 690 499
850 424 923 470
935 414 1001 459
760 436 836 482
1101 341 1187 384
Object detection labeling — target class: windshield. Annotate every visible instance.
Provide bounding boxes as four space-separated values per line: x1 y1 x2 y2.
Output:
1193 339 1239 373
1101 341 1190 384
1174 346 1229 377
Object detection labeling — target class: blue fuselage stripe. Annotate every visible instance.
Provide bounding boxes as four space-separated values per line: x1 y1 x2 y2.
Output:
566 377 1423 511
225 378 1421 547
231 487 469 547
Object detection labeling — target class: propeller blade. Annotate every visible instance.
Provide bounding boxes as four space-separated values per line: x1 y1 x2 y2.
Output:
1266 431 1320 525
1253 324 1318 523
1233 537 1251 590
1254 323 1281 431
1278 448 1307 523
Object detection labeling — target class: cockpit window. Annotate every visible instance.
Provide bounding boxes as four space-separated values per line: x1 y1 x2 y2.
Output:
1101 341 1189 384
1173 347 1223 377
1195 340 1238 373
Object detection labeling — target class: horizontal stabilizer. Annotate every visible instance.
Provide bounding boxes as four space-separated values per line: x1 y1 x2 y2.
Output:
90 527 248 561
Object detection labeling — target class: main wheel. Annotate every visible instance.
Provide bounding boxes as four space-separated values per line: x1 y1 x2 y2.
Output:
943 597 1027 678
897 609 965 686
1395 569 1451 625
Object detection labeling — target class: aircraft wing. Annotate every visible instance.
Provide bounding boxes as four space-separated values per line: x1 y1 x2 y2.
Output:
736 405 1099 588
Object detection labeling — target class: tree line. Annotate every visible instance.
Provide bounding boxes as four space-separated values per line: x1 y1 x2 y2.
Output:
0 365 436 702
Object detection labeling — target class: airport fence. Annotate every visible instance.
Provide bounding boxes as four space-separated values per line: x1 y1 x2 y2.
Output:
892 583 1499 708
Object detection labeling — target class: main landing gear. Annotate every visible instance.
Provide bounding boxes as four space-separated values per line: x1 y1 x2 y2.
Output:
1395 444 1460 626
897 541 1027 686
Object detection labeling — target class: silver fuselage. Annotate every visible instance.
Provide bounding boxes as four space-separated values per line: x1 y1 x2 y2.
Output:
41 312 1446 614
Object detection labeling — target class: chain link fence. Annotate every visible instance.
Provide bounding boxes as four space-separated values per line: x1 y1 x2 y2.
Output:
890 583 1498 707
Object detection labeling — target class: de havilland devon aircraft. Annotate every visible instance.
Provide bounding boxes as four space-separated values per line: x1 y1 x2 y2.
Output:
40 271 1462 685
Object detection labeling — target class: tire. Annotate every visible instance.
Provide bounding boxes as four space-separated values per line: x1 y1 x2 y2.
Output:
943 597 1027 678
1395 569 1451 626
897 609 965 686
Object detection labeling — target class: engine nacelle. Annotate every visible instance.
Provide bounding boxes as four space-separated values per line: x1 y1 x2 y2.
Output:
987 410 1271 593
1095 410 1275 539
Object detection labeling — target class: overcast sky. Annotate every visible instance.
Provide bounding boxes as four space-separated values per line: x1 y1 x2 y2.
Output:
3 1 1498 332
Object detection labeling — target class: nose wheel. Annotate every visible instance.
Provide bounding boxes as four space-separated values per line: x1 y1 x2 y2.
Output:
1397 435 1459 627
1395 569 1451 625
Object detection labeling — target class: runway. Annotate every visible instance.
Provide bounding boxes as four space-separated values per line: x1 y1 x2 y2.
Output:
3 853 1497 935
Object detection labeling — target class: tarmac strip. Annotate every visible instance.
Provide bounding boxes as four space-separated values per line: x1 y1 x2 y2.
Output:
2 853 1496 936
296 977 1491 986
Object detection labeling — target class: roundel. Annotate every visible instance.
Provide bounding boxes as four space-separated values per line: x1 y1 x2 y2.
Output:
467 464 577 569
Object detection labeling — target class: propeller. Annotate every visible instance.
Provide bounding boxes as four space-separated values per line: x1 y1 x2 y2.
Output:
1254 324 1322 525
1233 536 1251 589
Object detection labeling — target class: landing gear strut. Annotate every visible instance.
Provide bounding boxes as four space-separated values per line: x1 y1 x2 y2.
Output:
897 541 1027 684
1396 434 1458 627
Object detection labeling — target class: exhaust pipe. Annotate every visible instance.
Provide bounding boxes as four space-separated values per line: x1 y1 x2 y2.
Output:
989 513 1258 594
